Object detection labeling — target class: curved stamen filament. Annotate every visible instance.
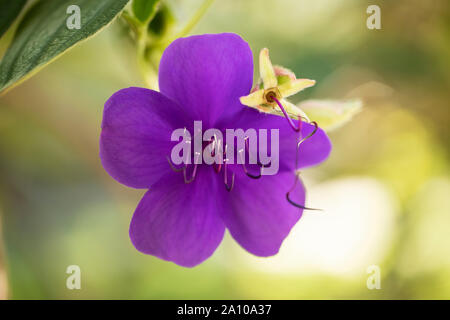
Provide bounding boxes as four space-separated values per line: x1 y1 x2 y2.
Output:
213 163 222 173
223 161 235 192
244 136 268 168
183 164 198 184
294 121 318 170
238 149 262 179
166 153 200 184
167 156 185 172
269 95 302 132
183 152 200 183
210 135 222 173
286 172 322 211
287 121 321 210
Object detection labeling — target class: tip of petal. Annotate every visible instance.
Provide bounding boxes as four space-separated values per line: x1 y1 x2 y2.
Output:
259 48 277 89
260 47 269 56
301 79 316 86
239 96 248 105
278 78 316 98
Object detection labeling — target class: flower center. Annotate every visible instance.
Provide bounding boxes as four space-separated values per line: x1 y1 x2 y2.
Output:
165 117 320 210
167 132 265 192
263 87 281 104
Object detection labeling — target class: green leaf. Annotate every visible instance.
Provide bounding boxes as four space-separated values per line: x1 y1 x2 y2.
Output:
0 0 130 94
0 0 27 38
299 99 362 132
132 0 159 23
148 4 174 36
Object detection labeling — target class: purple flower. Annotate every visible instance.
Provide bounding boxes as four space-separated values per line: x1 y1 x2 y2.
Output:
100 33 331 267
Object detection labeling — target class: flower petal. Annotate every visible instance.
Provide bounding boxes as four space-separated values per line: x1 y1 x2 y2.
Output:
100 87 191 189
129 168 227 267
239 88 265 107
259 48 277 89
222 171 306 256
159 33 253 127
278 78 316 98
219 108 332 172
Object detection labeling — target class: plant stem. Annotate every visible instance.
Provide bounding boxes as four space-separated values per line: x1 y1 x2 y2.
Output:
125 0 215 89
137 32 158 90
135 1 163 90
176 0 215 38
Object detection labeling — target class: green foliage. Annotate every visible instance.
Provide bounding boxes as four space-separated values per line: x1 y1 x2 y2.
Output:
299 99 362 132
0 0 27 38
0 0 130 93
148 4 175 36
132 0 160 24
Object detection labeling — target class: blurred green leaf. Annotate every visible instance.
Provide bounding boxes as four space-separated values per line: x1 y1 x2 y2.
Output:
0 0 27 38
132 0 159 23
0 0 130 94
299 99 362 132
148 4 175 36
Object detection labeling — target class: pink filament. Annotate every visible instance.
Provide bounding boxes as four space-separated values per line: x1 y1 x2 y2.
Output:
271 96 302 132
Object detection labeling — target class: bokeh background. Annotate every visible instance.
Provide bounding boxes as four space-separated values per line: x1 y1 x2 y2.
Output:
0 0 449 299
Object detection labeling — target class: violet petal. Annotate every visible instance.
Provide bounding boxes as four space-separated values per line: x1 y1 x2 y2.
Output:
159 33 253 128
100 87 192 189
129 168 227 267
221 171 306 256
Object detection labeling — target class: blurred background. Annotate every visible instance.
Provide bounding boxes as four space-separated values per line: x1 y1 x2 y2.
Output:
0 0 449 299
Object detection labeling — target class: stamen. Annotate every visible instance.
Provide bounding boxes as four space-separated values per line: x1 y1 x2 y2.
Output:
269 95 302 132
183 152 201 184
245 135 270 168
238 149 262 179
183 164 198 184
167 156 185 172
223 160 235 192
294 121 318 170
166 153 200 184
286 121 321 210
213 163 222 173
286 172 322 211
209 134 222 173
